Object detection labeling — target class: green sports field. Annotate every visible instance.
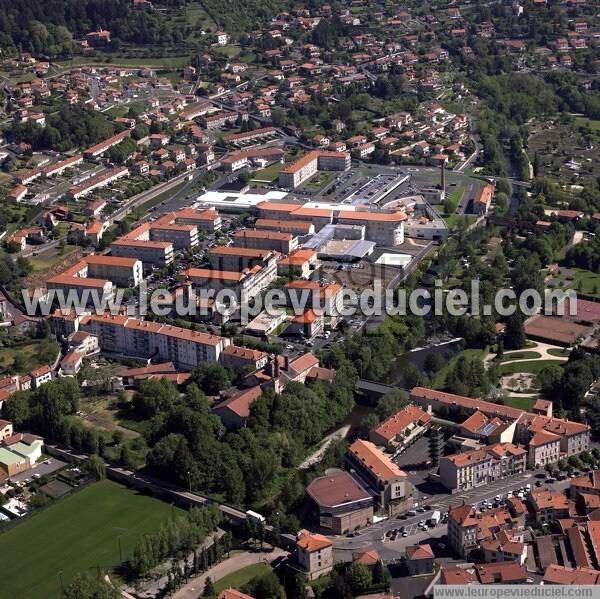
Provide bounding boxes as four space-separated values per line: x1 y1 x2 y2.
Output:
0 479 182 598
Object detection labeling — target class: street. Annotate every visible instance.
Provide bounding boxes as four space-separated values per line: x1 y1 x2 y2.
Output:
332 434 573 562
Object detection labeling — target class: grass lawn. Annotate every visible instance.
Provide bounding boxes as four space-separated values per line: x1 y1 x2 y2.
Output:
499 359 565 376
574 117 600 132
137 181 187 213
54 55 192 69
500 351 542 362
444 186 465 213
214 562 271 594
213 45 240 59
547 347 571 357
444 214 477 230
302 170 336 191
505 396 537 410
0 340 59 374
432 348 486 389
30 244 79 272
0 480 182 599
251 162 283 183
569 268 600 298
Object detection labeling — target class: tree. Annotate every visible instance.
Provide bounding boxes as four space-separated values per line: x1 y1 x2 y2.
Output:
244 572 286 599
504 314 526 350
372 560 391 587
358 413 380 438
536 364 563 396
61 572 119 599
190 363 232 395
202 577 215 598
119 445 133 468
29 491 49 509
402 363 426 389
376 389 409 421
84 455 106 481
1 391 30 427
132 378 179 418
347 562 372 595
424 353 445 374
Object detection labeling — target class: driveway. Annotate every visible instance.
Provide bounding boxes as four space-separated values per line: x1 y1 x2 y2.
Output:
172 548 289 599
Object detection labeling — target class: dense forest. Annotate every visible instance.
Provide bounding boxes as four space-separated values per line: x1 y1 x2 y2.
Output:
0 0 285 56
5 105 116 152
0 0 188 56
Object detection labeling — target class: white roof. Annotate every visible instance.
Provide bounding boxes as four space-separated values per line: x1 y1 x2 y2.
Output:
195 190 288 211
375 253 413 267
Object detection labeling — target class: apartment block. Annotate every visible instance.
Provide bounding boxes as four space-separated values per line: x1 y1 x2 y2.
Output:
369 404 432 452
337 210 406 246
111 238 174 268
346 439 416 516
67 166 129 200
80 314 229 370
410 387 590 458
113 209 221 260
278 150 350 188
232 229 297 254
277 249 319 279
448 504 520 558
183 262 277 303
83 130 131 159
284 280 344 328
208 246 277 272
527 430 561 469
84 255 143 288
254 218 315 236
439 443 527 492
47 255 142 304
529 489 573 523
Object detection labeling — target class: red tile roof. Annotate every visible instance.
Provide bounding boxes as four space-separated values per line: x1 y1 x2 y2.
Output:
371 404 431 442
348 439 406 482
296 530 332 552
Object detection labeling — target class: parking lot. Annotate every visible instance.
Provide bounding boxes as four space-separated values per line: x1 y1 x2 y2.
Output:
9 457 67 484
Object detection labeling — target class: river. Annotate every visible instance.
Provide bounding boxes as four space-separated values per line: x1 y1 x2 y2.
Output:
337 338 465 437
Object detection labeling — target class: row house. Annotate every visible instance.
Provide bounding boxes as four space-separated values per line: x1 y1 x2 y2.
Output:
439 444 527 492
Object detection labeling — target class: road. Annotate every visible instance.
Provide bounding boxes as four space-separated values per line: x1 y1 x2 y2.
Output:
332 434 573 562
332 468 570 562
18 167 210 260
172 548 288 599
